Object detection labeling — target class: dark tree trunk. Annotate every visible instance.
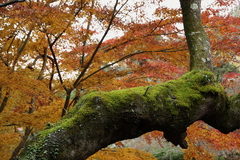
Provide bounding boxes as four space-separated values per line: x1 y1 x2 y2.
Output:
10 127 32 160
0 91 10 113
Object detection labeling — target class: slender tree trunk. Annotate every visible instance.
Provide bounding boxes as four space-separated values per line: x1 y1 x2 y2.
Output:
0 91 10 113
11 47 49 157
61 89 73 117
10 127 33 160
10 106 34 160
180 0 213 71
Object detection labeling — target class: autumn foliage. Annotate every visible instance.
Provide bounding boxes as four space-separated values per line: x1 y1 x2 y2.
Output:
184 121 240 159
0 0 240 159
87 148 157 160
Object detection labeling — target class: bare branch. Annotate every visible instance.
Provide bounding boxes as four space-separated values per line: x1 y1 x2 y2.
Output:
80 48 187 82
47 34 64 85
0 0 25 8
12 29 32 70
73 0 122 88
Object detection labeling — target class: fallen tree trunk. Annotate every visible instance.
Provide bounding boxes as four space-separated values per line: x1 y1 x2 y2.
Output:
18 70 240 160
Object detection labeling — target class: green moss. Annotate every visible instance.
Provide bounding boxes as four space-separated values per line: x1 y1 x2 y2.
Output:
229 93 240 115
69 70 220 117
43 70 221 131
19 70 226 160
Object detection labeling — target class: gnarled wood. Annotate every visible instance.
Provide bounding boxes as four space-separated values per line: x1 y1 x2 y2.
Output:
18 71 239 160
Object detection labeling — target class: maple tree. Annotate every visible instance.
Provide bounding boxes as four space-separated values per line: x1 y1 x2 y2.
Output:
0 0 239 159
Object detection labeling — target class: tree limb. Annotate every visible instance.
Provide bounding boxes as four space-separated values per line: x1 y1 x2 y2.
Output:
79 48 187 83
0 0 25 8
18 71 240 160
73 0 121 88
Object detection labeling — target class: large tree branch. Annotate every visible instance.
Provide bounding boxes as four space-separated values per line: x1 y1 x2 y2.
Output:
18 71 240 160
0 0 25 8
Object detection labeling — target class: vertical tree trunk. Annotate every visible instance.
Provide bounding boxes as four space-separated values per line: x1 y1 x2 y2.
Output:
10 107 34 160
0 91 10 113
180 0 213 71
10 127 32 160
61 89 73 117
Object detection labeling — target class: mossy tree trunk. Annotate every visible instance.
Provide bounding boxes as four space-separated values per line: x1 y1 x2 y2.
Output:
18 71 240 160
18 0 240 160
180 0 213 71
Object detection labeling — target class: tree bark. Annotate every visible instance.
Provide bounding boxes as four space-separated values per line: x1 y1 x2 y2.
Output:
18 71 240 160
180 0 213 71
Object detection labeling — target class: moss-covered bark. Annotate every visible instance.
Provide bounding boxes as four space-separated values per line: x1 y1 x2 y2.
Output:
180 0 213 71
18 71 239 160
